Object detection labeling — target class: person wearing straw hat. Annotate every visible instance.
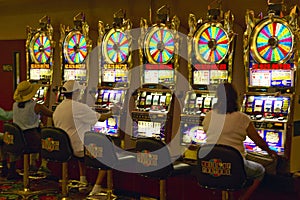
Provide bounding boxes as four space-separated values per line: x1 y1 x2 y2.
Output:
12 80 53 179
53 80 115 193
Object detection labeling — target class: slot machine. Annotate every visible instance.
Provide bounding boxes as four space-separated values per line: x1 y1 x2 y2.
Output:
181 2 235 160
243 1 300 174
26 16 54 107
54 12 92 109
131 5 180 142
92 9 132 147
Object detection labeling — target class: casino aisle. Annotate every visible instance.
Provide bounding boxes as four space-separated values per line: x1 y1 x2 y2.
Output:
0 157 299 199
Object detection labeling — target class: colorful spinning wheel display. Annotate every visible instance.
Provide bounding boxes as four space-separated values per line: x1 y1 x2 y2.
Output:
193 23 229 64
103 29 130 64
29 32 52 64
250 18 293 63
63 31 88 64
144 27 175 64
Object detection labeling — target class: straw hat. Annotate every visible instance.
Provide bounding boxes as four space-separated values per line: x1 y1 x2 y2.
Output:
13 81 41 102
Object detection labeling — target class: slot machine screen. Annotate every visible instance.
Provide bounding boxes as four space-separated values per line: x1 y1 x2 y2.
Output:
181 124 207 146
30 68 52 80
91 115 119 137
244 129 284 153
64 69 87 81
101 64 128 84
243 95 290 117
193 70 228 85
183 91 216 115
244 129 264 152
33 86 48 104
264 130 284 153
143 64 175 85
192 64 228 87
249 63 294 88
250 69 293 87
132 120 165 140
96 89 126 107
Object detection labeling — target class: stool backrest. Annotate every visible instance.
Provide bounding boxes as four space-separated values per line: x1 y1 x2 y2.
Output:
3 122 26 155
41 127 73 162
195 144 247 191
135 138 173 179
84 131 118 170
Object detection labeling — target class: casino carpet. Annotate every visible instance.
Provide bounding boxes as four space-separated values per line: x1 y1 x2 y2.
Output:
0 177 140 200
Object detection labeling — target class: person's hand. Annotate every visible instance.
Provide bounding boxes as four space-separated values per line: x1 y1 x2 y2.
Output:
109 102 121 114
267 149 278 160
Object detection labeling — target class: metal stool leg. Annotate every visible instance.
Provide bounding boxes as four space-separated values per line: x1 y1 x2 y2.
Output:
222 191 229 200
160 179 166 200
106 169 117 200
23 154 30 192
62 162 68 198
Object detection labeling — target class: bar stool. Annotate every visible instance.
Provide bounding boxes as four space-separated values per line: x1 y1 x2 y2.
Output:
2 122 53 198
193 144 253 200
84 131 135 200
135 137 193 200
40 127 80 199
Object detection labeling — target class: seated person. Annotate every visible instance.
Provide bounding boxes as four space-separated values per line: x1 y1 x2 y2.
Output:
12 81 53 177
203 83 277 200
53 80 114 192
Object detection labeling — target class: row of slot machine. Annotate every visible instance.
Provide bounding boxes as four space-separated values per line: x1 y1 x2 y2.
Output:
24 1 300 175
92 6 179 146
26 13 91 107
181 1 300 175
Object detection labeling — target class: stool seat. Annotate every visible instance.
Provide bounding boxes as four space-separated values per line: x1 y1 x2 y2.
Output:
2 122 55 198
84 131 136 199
135 137 193 200
192 144 253 200
41 127 74 198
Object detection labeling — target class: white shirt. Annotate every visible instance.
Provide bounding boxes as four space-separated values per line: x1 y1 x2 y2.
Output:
13 100 40 130
203 110 251 157
53 99 100 157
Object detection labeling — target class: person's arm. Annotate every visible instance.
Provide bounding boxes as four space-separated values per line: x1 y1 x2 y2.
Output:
35 103 53 117
98 111 113 121
246 122 277 158
0 108 13 121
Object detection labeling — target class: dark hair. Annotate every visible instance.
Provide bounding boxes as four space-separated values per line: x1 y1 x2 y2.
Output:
213 83 239 114
63 92 73 98
17 100 30 108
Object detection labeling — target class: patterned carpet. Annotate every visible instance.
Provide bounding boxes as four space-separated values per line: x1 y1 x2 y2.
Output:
0 177 140 200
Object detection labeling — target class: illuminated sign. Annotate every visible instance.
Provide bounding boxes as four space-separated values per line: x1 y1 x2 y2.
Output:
30 63 50 69
201 159 231 177
64 63 86 69
194 64 227 70
145 64 173 70
252 63 291 70
104 63 128 70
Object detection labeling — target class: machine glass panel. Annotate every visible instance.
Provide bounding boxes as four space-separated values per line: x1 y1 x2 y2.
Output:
144 27 175 64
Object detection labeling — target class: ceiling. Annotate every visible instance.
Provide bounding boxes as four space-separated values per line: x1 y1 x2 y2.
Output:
0 0 298 39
